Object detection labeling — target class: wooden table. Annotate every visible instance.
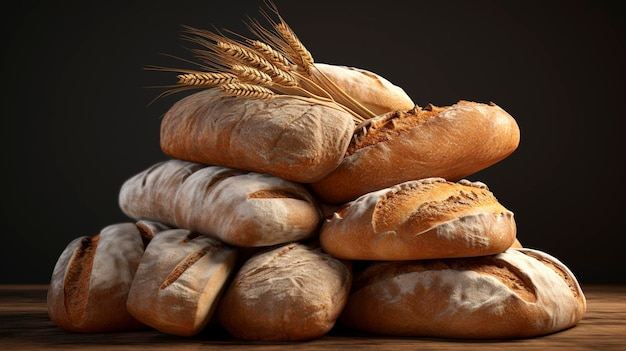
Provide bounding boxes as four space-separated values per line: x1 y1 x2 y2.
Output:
1 284 624 350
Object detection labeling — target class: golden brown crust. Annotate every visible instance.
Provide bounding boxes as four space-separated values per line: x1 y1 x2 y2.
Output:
340 248 586 339
346 104 442 155
310 101 521 204
160 89 355 183
320 178 516 261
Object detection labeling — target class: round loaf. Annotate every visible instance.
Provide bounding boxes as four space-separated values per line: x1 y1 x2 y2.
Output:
160 89 356 183
320 177 516 261
312 63 415 115
339 248 587 339
310 100 521 204
47 223 147 332
216 242 352 341
119 159 322 247
126 229 237 337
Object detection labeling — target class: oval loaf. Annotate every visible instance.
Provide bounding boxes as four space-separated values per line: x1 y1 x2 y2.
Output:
216 242 352 341
310 100 521 204
118 159 322 247
160 89 356 183
339 248 587 339
126 228 237 337
312 63 415 115
47 223 150 332
320 177 516 261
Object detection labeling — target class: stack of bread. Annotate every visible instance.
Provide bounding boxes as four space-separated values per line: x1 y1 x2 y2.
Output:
47 4 586 342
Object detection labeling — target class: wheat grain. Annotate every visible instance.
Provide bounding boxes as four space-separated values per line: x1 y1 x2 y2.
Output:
231 65 273 85
218 41 298 88
220 83 275 99
217 41 276 72
275 22 314 74
251 40 292 71
269 67 298 87
176 72 239 86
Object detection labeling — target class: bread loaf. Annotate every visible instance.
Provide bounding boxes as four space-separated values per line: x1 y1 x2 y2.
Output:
216 242 352 341
119 159 322 247
320 178 516 260
339 248 586 339
310 101 521 204
126 229 237 336
47 223 149 332
160 89 356 183
312 63 415 115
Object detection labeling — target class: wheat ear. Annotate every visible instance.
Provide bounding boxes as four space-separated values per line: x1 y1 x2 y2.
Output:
176 71 239 86
274 22 314 74
220 83 275 99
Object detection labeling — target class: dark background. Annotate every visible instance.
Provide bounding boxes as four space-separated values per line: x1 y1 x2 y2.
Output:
1 0 624 284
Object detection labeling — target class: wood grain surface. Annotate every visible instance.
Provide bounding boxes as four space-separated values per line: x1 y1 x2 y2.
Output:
1 284 624 350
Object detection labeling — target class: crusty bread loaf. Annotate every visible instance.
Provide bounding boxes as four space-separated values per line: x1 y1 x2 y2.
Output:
119 159 322 247
216 242 352 341
160 89 356 183
320 177 516 260
312 63 415 115
126 229 237 337
47 223 149 332
339 247 586 339
310 101 521 204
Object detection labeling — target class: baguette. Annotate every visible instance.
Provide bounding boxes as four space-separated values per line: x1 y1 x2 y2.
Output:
310 100 521 204
118 159 322 247
126 228 237 336
320 178 516 260
312 63 415 115
216 242 352 341
339 248 586 339
47 222 151 332
160 89 356 183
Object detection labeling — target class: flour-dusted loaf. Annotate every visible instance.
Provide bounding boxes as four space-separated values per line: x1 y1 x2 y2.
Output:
217 242 352 341
312 63 415 115
339 248 586 339
47 222 152 332
160 89 356 183
320 178 516 261
118 159 322 247
310 101 521 204
126 229 237 337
